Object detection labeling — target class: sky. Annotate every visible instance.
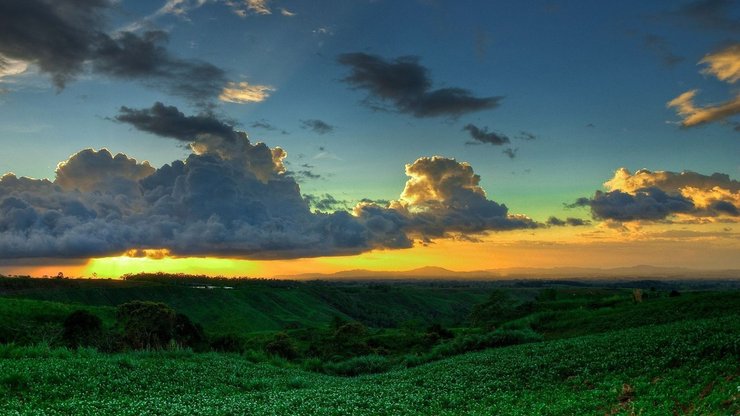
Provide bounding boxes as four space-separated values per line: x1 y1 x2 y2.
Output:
0 0 738 278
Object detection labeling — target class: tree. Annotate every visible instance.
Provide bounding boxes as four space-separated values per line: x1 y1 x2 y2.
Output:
174 313 206 350
265 332 298 359
62 310 102 348
116 301 176 350
469 290 515 329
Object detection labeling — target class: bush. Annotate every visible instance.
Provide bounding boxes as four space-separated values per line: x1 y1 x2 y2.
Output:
322 354 393 376
265 332 298 360
469 290 516 328
404 329 543 368
62 310 103 349
116 301 176 350
174 313 206 351
210 334 246 353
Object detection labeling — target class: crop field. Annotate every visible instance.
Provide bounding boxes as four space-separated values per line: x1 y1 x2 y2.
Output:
1 276 738 415
1 315 738 415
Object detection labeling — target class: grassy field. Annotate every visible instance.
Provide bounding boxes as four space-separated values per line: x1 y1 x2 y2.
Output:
0 276 490 333
0 275 738 414
1 316 737 415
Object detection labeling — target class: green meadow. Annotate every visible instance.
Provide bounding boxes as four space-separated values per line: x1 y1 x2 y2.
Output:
0 275 738 415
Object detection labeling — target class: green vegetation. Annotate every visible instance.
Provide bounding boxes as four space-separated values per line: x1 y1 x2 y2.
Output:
0 316 737 415
0 274 738 414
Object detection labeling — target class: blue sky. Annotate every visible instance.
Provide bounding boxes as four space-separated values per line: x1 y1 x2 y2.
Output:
0 0 738 273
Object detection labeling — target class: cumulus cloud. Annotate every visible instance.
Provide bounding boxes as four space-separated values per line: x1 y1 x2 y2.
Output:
55 149 155 195
571 188 695 221
0 0 264 106
338 53 502 118
0 109 537 259
380 156 537 237
219 81 274 104
300 119 335 135
573 167 740 222
462 124 510 145
116 103 285 182
668 42 740 128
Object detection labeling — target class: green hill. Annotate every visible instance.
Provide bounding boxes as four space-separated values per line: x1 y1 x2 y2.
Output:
1 315 737 415
0 277 491 334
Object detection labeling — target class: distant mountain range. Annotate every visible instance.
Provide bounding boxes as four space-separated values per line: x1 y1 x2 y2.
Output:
280 265 740 280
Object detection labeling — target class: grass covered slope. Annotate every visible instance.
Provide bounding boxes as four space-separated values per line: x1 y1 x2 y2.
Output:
2 316 738 415
0 277 489 333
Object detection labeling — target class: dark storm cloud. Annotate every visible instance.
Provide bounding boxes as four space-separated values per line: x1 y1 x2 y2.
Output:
571 188 695 221
0 0 107 89
116 102 241 143
337 53 502 118
0 117 538 260
463 124 510 146
300 119 335 135
546 216 590 227
0 0 227 103
92 30 227 104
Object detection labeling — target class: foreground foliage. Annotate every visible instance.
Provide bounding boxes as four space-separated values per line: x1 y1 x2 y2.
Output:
1 316 738 415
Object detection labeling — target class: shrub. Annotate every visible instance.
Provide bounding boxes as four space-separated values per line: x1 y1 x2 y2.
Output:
174 313 206 351
210 334 246 353
116 301 176 350
265 332 298 360
426 323 454 340
322 354 393 376
62 310 103 349
469 290 516 328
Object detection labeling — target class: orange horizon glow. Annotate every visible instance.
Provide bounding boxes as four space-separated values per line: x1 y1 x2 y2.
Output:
2 222 737 279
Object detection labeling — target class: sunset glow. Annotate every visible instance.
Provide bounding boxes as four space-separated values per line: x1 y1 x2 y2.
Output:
0 1 738 279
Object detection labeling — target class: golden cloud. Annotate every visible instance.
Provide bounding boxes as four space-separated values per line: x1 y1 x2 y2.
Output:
668 43 740 128
700 43 740 83
667 89 740 127
219 81 274 104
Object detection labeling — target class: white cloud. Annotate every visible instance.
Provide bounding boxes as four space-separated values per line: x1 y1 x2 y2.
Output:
0 55 29 81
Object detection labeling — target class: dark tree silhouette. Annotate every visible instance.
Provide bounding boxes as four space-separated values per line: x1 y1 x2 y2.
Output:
62 310 103 348
116 301 176 350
